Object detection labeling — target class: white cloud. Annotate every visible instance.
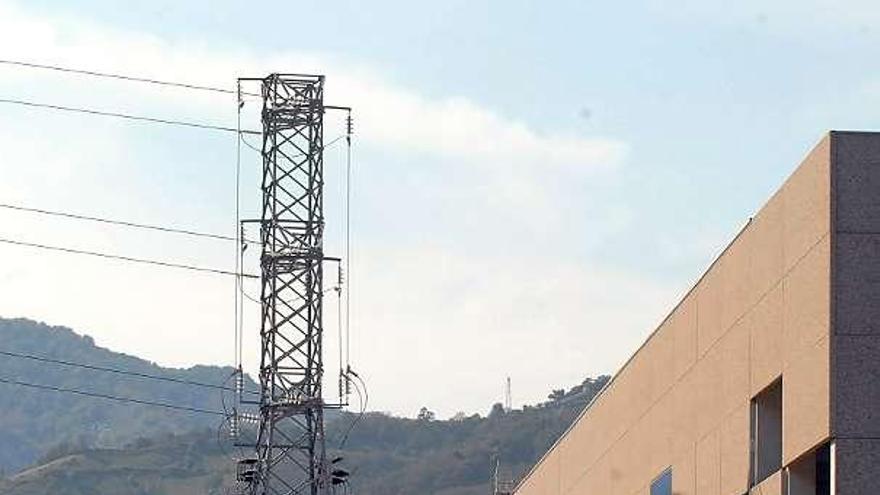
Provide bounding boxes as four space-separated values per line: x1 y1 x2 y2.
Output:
0 0 627 241
0 0 668 417
0 1 626 174
338 80 626 172
351 244 680 416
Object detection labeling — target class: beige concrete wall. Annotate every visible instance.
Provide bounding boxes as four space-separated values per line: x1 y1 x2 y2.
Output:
516 134 834 495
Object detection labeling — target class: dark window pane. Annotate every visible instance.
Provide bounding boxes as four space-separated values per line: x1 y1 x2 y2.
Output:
751 379 783 485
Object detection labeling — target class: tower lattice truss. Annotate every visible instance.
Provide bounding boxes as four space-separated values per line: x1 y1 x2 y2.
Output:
254 74 327 495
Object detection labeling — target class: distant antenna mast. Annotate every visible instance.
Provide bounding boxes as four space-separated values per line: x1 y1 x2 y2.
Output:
504 376 512 413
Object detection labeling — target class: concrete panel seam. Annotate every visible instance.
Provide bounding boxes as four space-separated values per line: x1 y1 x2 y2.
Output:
545 232 831 492
699 231 830 364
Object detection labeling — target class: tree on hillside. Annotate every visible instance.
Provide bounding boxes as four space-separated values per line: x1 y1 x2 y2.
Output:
417 407 436 422
451 411 467 421
488 403 505 419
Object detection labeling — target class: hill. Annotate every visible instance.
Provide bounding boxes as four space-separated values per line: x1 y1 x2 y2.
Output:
1 430 232 495
0 317 257 473
0 374 610 494
0 316 611 493
337 380 609 494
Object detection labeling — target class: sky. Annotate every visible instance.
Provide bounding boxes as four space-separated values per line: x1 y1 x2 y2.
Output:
0 0 877 418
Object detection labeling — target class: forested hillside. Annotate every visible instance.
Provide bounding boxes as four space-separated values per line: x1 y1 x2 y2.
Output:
1 375 609 495
0 316 610 493
338 376 609 494
0 318 256 473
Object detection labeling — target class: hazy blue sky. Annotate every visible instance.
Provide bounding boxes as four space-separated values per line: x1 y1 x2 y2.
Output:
0 0 877 417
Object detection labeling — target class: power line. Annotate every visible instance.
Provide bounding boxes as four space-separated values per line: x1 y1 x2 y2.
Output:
239 133 346 157
0 237 258 279
0 59 355 111
0 97 261 135
0 348 259 395
344 112 353 382
234 81 245 372
337 371 368 449
0 202 257 244
0 58 249 96
0 375 225 416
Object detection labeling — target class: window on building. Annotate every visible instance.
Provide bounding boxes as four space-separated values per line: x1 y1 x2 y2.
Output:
786 442 831 495
650 468 672 495
751 379 783 486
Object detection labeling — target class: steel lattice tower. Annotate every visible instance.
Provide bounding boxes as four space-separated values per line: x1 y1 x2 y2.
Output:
252 73 328 495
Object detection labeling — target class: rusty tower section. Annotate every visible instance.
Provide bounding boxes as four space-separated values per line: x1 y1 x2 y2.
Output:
253 73 327 495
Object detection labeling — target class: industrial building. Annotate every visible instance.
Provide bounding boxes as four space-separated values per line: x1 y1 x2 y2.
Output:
515 132 880 495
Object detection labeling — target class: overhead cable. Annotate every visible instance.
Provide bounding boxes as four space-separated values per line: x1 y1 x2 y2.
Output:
0 375 225 416
0 59 354 111
0 58 248 95
0 202 257 244
234 81 245 371
344 112 353 378
0 237 258 279
239 134 346 156
0 97 261 135
337 371 368 449
0 348 259 395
